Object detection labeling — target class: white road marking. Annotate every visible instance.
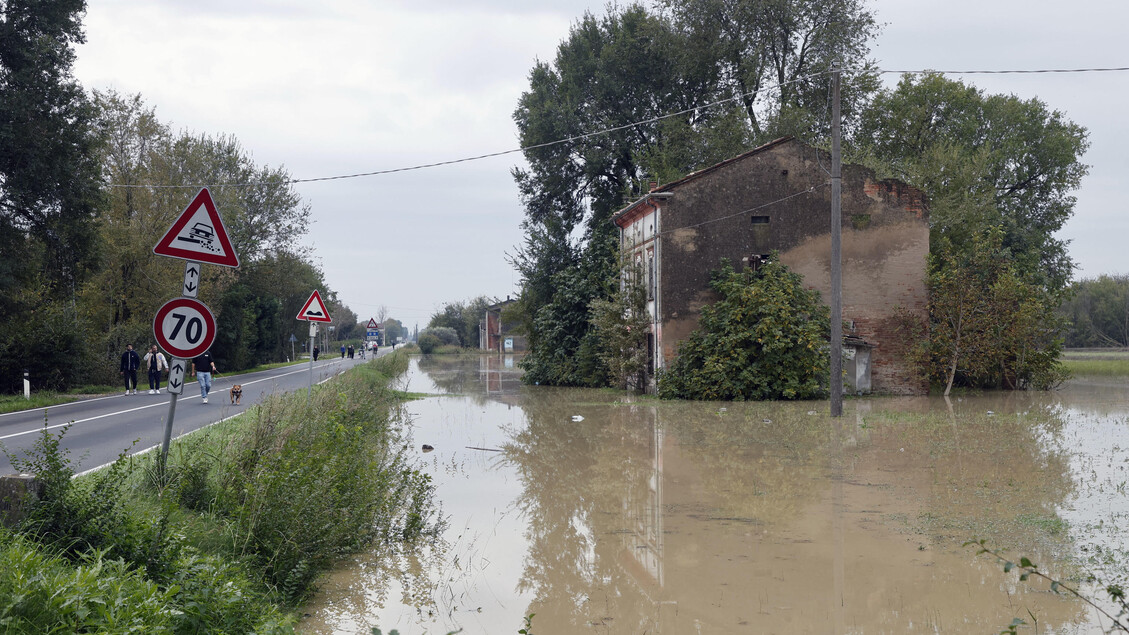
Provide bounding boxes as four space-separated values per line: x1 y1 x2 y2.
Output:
0 359 351 441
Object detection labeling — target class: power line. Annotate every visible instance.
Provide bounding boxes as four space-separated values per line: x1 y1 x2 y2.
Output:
106 65 1129 190
878 66 1129 75
108 70 829 189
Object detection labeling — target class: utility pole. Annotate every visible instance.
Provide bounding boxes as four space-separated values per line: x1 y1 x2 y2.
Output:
830 61 844 417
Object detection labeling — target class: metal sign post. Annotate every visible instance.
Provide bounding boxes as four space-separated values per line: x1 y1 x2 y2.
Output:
297 290 332 404
152 189 240 476
308 322 317 402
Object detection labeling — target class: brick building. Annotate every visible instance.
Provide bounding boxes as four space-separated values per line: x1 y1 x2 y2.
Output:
611 137 929 395
479 298 526 353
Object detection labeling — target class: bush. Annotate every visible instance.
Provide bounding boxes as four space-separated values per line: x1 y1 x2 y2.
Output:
4 425 179 578
417 332 441 354
206 353 439 603
0 529 176 632
421 326 460 346
658 258 830 400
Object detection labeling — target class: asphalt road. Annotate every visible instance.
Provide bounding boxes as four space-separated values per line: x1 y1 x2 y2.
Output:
0 349 392 476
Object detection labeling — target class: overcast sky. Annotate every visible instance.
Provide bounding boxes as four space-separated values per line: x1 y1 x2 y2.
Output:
72 0 1128 328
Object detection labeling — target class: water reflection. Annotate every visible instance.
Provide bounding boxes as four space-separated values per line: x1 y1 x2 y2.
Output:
301 356 1127 634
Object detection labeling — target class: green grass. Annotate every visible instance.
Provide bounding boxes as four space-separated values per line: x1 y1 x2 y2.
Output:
1061 349 1129 377
0 359 312 415
0 350 436 633
0 386 118 415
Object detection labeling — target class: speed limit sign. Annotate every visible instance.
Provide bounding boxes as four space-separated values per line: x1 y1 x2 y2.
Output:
153 297 216 359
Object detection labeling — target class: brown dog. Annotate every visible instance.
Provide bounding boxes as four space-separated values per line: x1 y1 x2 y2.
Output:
230 384 243 405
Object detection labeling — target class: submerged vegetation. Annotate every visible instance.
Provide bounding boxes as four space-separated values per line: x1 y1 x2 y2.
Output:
0 352 440 632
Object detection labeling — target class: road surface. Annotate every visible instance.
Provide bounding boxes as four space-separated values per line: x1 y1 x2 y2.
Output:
0 350 391 476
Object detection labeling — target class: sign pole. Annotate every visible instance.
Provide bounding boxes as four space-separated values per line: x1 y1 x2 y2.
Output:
152 188 239 479
308 323 317 403
159 392 178 475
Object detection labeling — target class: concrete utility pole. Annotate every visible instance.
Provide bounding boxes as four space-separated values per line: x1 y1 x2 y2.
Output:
830 61 844 417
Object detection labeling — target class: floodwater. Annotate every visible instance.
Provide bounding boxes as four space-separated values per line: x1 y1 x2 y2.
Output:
300 356 1129 634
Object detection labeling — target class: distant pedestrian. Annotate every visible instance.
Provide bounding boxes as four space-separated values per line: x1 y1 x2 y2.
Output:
347 344 354 359
119 344 141 395
143 345 167 394
340 344 346 358
191 350 218 403
313 345 320 361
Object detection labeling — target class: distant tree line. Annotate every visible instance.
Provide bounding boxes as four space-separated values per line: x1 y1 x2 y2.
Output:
1059 275 1129 348
0 2 356 392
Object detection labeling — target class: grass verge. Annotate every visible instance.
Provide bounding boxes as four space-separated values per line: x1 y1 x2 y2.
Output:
0 359 311 415
0 351 440 633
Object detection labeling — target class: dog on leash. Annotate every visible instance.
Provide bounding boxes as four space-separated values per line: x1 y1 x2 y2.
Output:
230 384 243 405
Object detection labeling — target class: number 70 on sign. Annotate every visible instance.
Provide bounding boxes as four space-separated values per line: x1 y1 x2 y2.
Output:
153 297 217 359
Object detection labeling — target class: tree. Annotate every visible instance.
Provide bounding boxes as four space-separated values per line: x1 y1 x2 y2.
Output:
924 229 1068 394
589 264 651 390
660 0 881 140
854 73 1089 292
428 296 494 348
658 258 829 400
1059 275 1129 348
0 0 103 299
513 2 881 388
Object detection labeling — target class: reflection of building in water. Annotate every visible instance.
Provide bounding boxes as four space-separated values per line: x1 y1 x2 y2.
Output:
479 354 520 397
617 407 664 591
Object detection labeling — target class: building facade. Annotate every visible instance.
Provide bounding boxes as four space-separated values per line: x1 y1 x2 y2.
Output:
612 137 929 395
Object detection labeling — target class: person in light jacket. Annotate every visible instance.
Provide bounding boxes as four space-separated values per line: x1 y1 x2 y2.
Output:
143 345 168 394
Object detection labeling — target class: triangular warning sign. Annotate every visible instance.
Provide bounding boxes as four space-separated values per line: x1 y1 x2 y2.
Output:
367 318 378 329
153 188 240 268
297 290 332 322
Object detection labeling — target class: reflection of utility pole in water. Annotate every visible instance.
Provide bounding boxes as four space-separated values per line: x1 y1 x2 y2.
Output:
832 412 846 635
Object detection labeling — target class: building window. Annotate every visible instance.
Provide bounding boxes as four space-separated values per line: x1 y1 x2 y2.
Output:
647 253 655 300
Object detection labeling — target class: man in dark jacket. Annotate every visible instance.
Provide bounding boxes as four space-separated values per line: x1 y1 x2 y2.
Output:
120 344 141 395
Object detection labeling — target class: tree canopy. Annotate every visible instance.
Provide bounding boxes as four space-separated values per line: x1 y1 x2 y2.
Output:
512 1 878 388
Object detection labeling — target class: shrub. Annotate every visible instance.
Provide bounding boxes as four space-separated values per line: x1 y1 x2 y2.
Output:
417 332 441 354
658 257 830 400
421 326 460 346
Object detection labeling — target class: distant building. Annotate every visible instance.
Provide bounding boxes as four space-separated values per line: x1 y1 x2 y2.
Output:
480 297 527 353
612 137 929 395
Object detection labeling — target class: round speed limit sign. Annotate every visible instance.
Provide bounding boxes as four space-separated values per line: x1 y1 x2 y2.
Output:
153 297 216 359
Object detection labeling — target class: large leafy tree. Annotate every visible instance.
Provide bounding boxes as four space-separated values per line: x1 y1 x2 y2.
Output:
660 0 881 140
922 230 1067 394
0 0 104 391
854 73 1089 293
854 74 1086 391
658 258 829 400
513 2 880 388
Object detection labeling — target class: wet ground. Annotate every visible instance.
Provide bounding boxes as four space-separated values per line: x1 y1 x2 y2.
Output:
301 356 1129 634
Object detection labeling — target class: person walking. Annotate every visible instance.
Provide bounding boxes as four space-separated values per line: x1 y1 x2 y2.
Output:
347 344 354 359
191 350 218 403
340 344 346 358
119 344 141 395
313 345 319 361
143 345 168 394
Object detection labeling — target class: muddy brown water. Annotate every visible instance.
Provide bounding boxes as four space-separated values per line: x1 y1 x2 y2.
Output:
300 356 1129 634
